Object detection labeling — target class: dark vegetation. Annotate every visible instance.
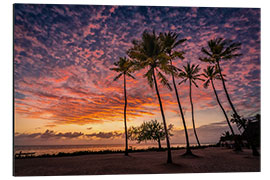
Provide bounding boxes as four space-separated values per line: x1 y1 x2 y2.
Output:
218 114 260 155
15 144 218 159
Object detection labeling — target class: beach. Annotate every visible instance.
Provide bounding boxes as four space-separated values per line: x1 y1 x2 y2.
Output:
14 147 260 176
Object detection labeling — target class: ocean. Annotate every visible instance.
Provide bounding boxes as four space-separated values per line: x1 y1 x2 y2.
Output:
14 143 210 156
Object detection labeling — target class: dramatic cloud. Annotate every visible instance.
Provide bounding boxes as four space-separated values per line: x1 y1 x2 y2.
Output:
15 129 123 140
15 129 84 140
85 131 123 139
14 5 260 145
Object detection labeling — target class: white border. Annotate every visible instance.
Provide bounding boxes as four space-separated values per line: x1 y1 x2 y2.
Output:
1 0 269 180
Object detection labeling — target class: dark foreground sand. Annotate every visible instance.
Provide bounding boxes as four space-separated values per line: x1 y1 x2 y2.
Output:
14 147 260 176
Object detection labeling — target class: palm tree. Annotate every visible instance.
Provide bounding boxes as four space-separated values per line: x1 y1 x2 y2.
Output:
159 32 193 155
199 38 242 119
128 30 173 163
110 57 135 156
178 62 204 147
202 66 236 138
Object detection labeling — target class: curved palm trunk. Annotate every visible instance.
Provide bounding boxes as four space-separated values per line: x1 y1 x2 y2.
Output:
153 68 172 163
189 79 201 147
216 61 239 118
123 74 128 156
170 60 192 154
210 79 235 136
211 78 243 150
216 61 243 151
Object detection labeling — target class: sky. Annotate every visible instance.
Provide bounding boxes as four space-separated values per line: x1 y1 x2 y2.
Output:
14 4 260 146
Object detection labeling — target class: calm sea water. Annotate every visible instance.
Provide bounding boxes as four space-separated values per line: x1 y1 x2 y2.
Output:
14 143 210 156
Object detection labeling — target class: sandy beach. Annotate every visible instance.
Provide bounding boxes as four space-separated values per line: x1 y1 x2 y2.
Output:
14 147 260 176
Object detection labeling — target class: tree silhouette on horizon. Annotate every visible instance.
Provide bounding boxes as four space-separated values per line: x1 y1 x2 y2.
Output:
231 114 260 156
128 119 174 150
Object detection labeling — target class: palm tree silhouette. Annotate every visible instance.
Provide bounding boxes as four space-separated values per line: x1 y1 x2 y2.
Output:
202 66 237 138
199 38 242 119
159 32 193 155
178 62 203 147
128 30 173 163
110 57 135 156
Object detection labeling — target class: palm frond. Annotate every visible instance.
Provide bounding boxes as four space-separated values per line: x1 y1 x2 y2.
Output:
201 47 212 57
200 37 242 64
166 64 178 75
192 80 199 88
203 79 210 89
201 73 208 78
199 57 215 64
143 68 154 88
110 67 121 72
157 70 172 91
178 79 187 85
113 73 123 81
171 51 185 60
157 53 170 66
111 56 136 82
178 70 187 78
194 77 205 82
173 38 187 49
127 73 135 79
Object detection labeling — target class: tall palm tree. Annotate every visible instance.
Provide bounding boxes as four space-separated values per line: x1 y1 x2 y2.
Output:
128 30 173 163
110 57 135 156
202 66 236 137
199 38 242 119
159 32 193 155
178 62 204 147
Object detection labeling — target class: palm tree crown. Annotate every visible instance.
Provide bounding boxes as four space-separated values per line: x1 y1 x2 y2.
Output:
199 37 242 63
178 62 204 86
159 31 186 59
110 57 135 81
202 66 223 88
128 30 172 90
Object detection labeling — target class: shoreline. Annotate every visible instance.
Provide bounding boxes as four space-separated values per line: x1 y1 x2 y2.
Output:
14 144 217 159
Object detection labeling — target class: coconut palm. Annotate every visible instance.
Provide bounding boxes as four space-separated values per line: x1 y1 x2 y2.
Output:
110 57 135 156
178 62 204 147
159 32 193 155
128 30 173 163
199 38 242 119
202 66 236 137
